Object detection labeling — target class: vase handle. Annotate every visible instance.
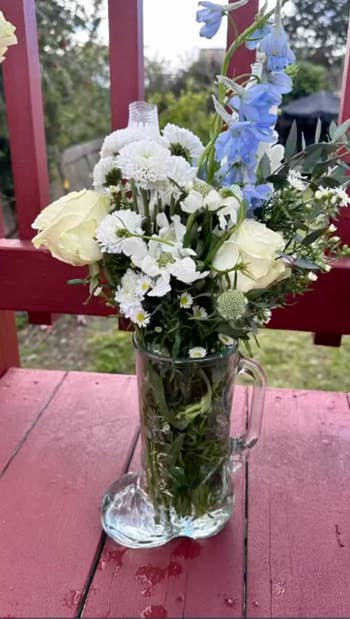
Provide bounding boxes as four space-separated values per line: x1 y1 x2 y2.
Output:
230 353 266 469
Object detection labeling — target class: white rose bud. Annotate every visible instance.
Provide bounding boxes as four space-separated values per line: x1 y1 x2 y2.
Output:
32 189 112 266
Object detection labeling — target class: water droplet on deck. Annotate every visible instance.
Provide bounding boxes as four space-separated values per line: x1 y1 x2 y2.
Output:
100 547 127 573
168 560 183 577
136 565 166 596
272 581 286 597
176 593 185 603
252 600 260 608
322 439 332 445
224 596 236 608
140 604 168 618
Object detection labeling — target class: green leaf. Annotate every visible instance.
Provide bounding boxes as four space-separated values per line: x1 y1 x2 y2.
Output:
294 257 320 270
285 120 298 159
259 152 271 180
67 278 88 285
315 118 322 144
332 119 350 142
301 226 329 246
329 120 338 140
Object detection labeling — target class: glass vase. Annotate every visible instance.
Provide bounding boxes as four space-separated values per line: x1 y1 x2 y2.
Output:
101 340 266 548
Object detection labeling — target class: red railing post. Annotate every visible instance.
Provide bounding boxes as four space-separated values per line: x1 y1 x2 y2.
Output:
227 0 259 78
1 0 50 239
337 10 350 247
108 0 144 130
0 0 52 358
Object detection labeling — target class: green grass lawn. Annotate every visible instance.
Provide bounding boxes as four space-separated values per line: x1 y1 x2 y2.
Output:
18 314 350 392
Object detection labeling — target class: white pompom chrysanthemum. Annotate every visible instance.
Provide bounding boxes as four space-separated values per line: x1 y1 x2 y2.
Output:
100 127 166 158
116 140 173 190
168 155 197 188
93 156 119 193
163 123 204 164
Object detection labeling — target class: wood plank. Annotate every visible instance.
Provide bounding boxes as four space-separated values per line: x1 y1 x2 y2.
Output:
83 388 248 618
246 388 350 618
108 0 144 130
0 371 139 618
1 0 50 239
0 368 65 469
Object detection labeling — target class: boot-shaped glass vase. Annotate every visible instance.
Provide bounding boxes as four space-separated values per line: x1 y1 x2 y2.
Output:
101 340 266 548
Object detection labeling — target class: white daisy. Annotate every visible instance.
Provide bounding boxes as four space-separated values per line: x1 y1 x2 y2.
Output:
287 170 307 192
163 123 204 164
116 139 173 190
179 292 193 308
96 209 146 257
192 305 208 319
130 306 151 327
218 334 236 346
100 127 164 158
135 275 152 297
93 157 119 193
332 187 350 207
189 347 207 359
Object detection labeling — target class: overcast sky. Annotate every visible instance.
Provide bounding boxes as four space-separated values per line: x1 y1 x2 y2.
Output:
79 0 294 69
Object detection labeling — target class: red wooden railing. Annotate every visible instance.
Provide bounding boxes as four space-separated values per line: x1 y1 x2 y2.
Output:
0 0 350 375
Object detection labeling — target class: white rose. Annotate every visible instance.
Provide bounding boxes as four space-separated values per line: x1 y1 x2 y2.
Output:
234 219 290 292
212 240 240 272
0 11 17 64
32 190 112 266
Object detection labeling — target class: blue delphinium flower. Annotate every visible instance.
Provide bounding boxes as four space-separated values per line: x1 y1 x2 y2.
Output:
246 24 272 50
267 71 293 96
230 83 281 125
196 2 224 39
244 183 273 211
260 25 296 72
215 121 275 186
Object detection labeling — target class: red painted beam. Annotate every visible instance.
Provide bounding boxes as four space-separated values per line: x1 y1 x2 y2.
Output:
108 0 144 130
1 240 350 333
0 240 113 316
0 311 20 375
227 0 259 79
1 0 50 240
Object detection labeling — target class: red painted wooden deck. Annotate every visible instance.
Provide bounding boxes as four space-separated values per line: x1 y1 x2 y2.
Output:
1 369 349 618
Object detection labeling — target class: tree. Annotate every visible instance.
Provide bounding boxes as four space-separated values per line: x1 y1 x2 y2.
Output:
283 61 330 104
284 0 349 72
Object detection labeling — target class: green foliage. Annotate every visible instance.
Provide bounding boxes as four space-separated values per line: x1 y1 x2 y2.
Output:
36 0 110 164
284 0 349 70
284 61 330 104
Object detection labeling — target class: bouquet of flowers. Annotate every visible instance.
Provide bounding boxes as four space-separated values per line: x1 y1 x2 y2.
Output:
33 0 350 359
32 0 350 544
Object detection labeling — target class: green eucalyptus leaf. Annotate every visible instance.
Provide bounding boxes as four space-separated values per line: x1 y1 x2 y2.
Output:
329 120 338 140
315 118 322 144
331 118 350 142
285 120 298 159
294 257 320 270
259 152 271 180
302 226 329 246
